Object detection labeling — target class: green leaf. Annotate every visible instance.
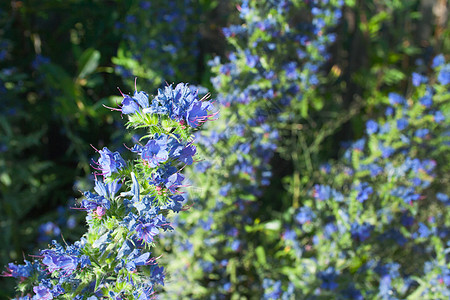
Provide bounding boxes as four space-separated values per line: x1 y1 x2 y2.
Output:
78 48 101 79
264 220 281 231
255 246 267 265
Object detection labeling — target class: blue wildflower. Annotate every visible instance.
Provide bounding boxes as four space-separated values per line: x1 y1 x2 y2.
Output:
318 267 339 290
295 206 316 224
412 72 427 86
396 118 408 130
436 193 449 205
4 260 34 278
388 93 405 105
121 96 140 115
433 111 445 123
95 147 126 178
432 54 445 68
355 182 373 202
366 119 378 134
437 64 450 85
415 128 429 138
33 285 53 300
351 222 374 242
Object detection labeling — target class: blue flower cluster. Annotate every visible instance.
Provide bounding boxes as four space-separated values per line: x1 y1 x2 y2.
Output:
273 57 449 298
160 0 344 297
121 83 215 129
4 83 214 299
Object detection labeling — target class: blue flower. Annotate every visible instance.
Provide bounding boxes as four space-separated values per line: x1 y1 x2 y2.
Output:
186 101 212 128
151 265 165 286
295 206 316 224
433 111 445 123
284 62 299 80
366 120 378 134
432 54 445 68
33 285 53 300
5 260 33 278
437 64 450 85
121 96 140 115
81 191 111 212
355 182 373 202
396 118 408 130
436 193 449 205
135 222 160 244
388 92 405 105
412 72 427 86
318 267 339 290
244 49 259 68
385 106 394 116
415 128 429 138
351 222 374 242
96 147 126 177
420 94 433 108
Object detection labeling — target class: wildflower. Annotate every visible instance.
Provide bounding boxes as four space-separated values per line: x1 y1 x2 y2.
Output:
432 54 445 68
412 72 427 86
32 285 53 300
140 139 169 167
388 93 405 105
355 182 373 202
415 128 429 138
121 96 140 115
135 222 160 244
433 111 444 123
4 261 33 278
284 62 299 80
437 64 450 85
351 222 374 242
295 206 316 224
396 118 408 130
420 91 433 107
96 147 126 177
366 120 378 134
318 267 339 290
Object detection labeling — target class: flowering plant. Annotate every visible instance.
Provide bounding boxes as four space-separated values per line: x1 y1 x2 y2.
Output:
4 82 216 299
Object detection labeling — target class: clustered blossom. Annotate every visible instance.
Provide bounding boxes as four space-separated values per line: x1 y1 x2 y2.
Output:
93 147 126 178
282 58 448 298
131 133 196 168
162 0 345 297
120 83 216 128
160 0 448 297
5 82 213 299
41 241 90 276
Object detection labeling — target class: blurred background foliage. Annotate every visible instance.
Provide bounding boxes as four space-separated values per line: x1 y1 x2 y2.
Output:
0 0 449 299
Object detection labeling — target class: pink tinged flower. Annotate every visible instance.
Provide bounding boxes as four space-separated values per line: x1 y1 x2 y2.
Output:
95 206 106 218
